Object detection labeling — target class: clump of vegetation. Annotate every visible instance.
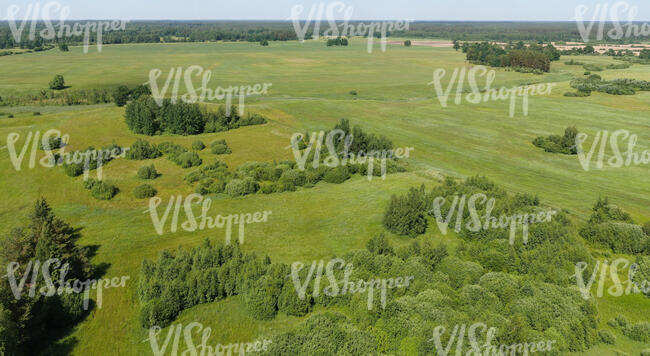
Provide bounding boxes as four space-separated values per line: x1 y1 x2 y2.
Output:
126 139 162 160
583 64 603 72
49 74 65 90
567 75 650 96
579 198 649 254
404 40 412 47
133 184 157 199
383 185 429 237
565 59 585 65
210 139 232 155
463 41 560 72
191 140 205 151
598 329 616 344
158 142 202 168
33 112 41 116
622 322 650 343
326 37 348 47
84 179 119 200
137 164 159 179
606 63 631 69
39 136 64 150
125 97 267 136
532 126 578 154
260 39 269 46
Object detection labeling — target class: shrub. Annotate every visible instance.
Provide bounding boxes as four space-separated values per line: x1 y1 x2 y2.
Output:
366 234 394 256
641 349 650 356
134 184 157 199
83 178 98 190
278 282 312 317
404 40 412 47
323 167 350 184
532 126 578 155
598 329 616 344
49 74 65 90
383 185 429 237
623 322 650 342
259 182 275 194
8 114 14 118
113 85 130 107
33 112 41 116
643 221 650 236
260 40 269 46
192 140 205 151
126 139 162 160
210 140 232 155
63 163 84 177
177 152 202 168
225 178 259 197
137 165 159 179
90 181 118 200
280 169 307 187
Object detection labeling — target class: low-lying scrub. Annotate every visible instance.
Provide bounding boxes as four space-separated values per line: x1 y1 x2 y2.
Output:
532 126 578 155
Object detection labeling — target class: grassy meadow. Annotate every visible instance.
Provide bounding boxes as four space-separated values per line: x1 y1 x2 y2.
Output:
0 38 649 355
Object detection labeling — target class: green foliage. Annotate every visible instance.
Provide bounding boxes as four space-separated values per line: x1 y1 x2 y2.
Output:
58 43 69 52
125 96 159 135
532 126 578 155
323 166 350 184
570 76 650 96
137 164 159 179
260 39 269 46
598 329 616 344
191 140 205 151
49 74 65 90
326 37 348 46
464 42 556 72
643 221 650 236
244 275 282 320
0 199 92 354
225 178 259 197
126 139 162 160
366 233 395 256
404 40 412 47
133 184 157 199
90 181 119 200
641 349 650 356
113 85 130 107
579 198 648 253
210 139 232 155
177 152 202 168
623 322 650 343
383 185 429 237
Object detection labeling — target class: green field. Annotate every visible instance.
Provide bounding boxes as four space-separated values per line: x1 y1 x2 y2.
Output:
1 39 649 355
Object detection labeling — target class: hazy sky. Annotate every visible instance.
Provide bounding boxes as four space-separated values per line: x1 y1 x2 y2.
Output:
1 0 649 21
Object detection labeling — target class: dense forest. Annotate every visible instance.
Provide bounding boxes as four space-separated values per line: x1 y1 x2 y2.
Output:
3 21 650 50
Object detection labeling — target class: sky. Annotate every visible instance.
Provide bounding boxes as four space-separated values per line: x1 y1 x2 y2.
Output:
1 0 649 21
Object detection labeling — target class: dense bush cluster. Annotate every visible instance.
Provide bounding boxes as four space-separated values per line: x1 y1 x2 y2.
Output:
139 218 598 355
62 144 126 177
532 126 578 155
0 199 94 355
326 37 349 46
185 120 406 197
133 184 157 199
210 139 232 155
137 164 159 179
125 97 267 136
158 142 202 168
463 42 559 72
84 179 119 200
579 198 650 254
568 76 650 97
126 139 162 160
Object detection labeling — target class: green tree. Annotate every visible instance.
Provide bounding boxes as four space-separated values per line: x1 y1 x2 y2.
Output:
49 74 65 90
404 40 412 47
113 85 131 107
453 40 460 51
58 43 69 52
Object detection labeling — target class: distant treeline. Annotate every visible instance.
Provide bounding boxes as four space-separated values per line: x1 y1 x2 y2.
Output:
3 21 650 50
